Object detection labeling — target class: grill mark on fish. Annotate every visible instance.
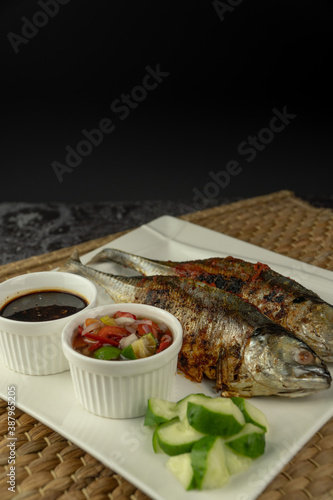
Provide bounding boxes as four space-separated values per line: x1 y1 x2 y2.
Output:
59 252 332 398
87 248 333 362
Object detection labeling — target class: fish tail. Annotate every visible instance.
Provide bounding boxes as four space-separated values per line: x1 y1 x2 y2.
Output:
86 248 176 276
59 251 141 302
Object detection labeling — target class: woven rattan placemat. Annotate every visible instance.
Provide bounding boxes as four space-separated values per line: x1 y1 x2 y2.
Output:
1 190 333 500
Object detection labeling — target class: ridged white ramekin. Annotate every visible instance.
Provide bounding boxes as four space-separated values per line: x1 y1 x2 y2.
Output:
0 272 98 375
61 303 183 418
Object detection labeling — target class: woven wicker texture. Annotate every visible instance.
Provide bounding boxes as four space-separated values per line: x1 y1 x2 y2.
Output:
1 190 333 499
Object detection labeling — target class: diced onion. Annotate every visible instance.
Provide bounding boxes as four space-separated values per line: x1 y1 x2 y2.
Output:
119 333 138 349
115 317 136 326
82 322 101 335
81 336 99 344
125 325 137 334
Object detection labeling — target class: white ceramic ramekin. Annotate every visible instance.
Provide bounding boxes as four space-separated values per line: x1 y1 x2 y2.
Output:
61 303 183 419
0 271 98 375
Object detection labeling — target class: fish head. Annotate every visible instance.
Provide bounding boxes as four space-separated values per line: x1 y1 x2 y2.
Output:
294 300 333 363
244 325 332 397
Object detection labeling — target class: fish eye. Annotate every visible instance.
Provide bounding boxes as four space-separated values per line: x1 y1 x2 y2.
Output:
294 349 314 365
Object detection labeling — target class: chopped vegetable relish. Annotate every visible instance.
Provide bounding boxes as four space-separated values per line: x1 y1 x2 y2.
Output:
72 310 173 360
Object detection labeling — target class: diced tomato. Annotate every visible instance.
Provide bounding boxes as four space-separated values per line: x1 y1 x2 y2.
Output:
141 319 160 331
77 325 83 335
84 332 120 347
151 327 160 338
137 323 153 336
156 334 173 353
114 311 137 320
138 320 160 338
98 326 128 338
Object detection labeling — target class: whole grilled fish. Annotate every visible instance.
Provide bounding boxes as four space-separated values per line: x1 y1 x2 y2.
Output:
59 253 331 398
88 248 333 362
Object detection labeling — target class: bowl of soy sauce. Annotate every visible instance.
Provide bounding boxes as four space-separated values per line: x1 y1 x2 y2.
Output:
0 271 97 375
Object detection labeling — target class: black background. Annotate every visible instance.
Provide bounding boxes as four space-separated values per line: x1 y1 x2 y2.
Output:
1 1 332 203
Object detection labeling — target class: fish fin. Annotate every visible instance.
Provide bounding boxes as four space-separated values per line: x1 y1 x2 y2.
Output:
69 250 81 262
58 249 83 273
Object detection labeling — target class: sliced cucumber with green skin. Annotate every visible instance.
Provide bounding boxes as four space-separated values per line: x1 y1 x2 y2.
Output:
144 394 269 491
156 418 205 456
176 393 210 422
225 423 265 458
232 397 268 432
166 453 196 490
187 398 245 437
191 436 229 490
152 428 164 453
144 398 178 426
223 443 253 475
93 346 121 360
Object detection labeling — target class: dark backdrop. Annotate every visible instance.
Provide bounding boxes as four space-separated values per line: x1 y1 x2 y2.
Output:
1 1 332 204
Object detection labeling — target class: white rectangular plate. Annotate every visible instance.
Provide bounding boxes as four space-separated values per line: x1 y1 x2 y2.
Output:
1 215 333 500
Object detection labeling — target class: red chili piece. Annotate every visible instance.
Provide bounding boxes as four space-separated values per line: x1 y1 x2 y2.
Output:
156 334 172 353
88 341 103 352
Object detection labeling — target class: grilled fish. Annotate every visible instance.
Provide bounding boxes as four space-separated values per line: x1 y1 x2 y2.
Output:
88 248 333 362
59 253 331 398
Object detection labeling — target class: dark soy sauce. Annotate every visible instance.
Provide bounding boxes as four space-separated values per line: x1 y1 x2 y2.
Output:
0 290 88 322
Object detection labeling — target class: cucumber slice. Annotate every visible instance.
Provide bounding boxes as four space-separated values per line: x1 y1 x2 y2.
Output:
223 443 253 475
191 436 229 490
152 428 164 453
176 393 210 422
156 418 205 456
225 423 265 458
166 453 196 490
144 398 178 426
232 397 268 432
187 398 245 437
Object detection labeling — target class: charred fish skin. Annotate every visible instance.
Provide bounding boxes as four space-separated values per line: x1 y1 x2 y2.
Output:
195 268 333 364
59 253 331 398
88 249 333 362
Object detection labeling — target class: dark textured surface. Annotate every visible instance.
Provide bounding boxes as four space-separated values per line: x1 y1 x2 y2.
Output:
0 195 332 266
0 198 238 265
